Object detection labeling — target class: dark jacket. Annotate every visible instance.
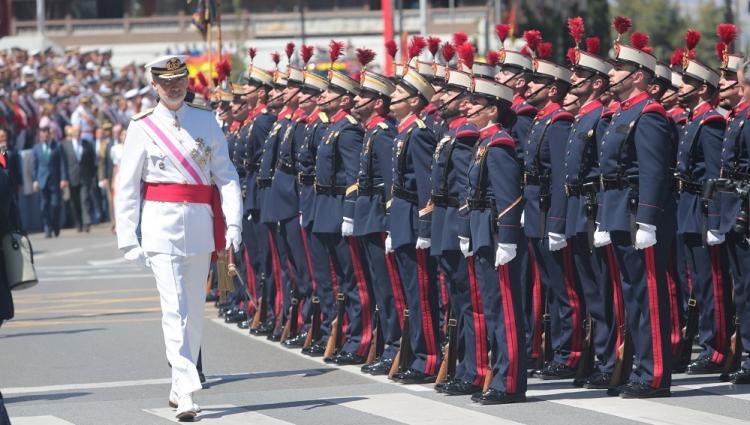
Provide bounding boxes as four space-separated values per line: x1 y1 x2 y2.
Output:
61 139 96 187
0 166 21 322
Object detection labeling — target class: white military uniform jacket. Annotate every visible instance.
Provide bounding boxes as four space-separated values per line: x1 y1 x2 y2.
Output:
115 101 242 256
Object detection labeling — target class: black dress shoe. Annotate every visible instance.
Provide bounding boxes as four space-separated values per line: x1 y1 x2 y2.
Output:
620 382 670 398
686 356 723 375
250 322 273 336
470 391 483 402
267 331 282 342
583 371 613 389
333 351 367 365
673 363 688 374
302 341 327 357
442 380 482 396
475 388 526 405
225 310 247 324
362 358 393 376
393 368 437 384
729 368 750 384
282 332 307 348
205 292 219 303
199 371 206 384
538 361 577 380
323 354 338 364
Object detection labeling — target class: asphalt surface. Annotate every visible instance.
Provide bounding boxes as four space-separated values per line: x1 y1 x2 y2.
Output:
2 226 750 424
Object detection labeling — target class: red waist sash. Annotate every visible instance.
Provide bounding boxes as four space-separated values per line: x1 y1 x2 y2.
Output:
143 182 226 256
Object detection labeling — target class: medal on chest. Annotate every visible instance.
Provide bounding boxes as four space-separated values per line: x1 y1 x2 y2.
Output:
474 145 487 164
190 137 212 168
434 136 451 161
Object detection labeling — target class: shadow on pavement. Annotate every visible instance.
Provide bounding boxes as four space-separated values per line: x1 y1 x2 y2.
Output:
203 368 335 389
197 396 368 420
3 391 91 404
0 328 104 338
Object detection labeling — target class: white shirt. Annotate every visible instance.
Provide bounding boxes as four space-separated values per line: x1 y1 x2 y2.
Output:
115 101 242 256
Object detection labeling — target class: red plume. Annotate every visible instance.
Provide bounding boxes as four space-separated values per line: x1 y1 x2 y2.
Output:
196 71 208 88
328 39 344 63
685 29 701 50
716 42 727 61
385 39 398 59
495 24 511 43
630 32 649 50
351 71 361 82
642 46 653 54
408 36 427 59
427 36 441 57
523 30 542 52
670 48 684 67
271 52 280 67
457 42 475 69
441 42 455 63
585 37 600 55
285 42 295 61
216 57 231 83
519 46 532 57
537 42 552 60
567 17 585 45
487 50 500 67
247 47 257 61
452 32 469 47
612 16 632 35
566 47 577 65
301 45 314 65
356 48 376 68
717 23 737 46
188 76 196 90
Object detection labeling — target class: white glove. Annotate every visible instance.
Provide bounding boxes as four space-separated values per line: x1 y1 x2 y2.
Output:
458 236 472 257
495 243 517 267
123 246 150 269
225 225 242 252
706 230 725 246
341 217 354 237
634 223 657 250
593 226 611 247
246 212 253 221
385 232 394 254
520 211 525 227
416 237 431 250
299 214 304 226
548 232 567 251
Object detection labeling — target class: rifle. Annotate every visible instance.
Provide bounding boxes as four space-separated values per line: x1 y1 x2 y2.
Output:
216 250 232 305
250 273 267 330
436 312 458 384
324 293 346 358
367 305 383 364
281 294 299 343
303 296 321 349
721 316 743 380
676 293 699 368
389 309 412 378
609 322 634 388
534 289 552 373
574 316 595 386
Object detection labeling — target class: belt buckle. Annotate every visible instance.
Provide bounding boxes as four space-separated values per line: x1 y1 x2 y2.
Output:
564 184 571 196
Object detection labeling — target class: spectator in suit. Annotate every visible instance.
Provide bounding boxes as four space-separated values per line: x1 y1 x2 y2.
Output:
0 128 21 197
61 124 95 232
0 162 21 328
32 118 68 238
92 124 114 223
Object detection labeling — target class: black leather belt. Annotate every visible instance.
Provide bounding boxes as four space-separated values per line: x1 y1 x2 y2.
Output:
358 185 385 197
600 176 637 191
298 173 315 185
467 198 494 210
315 183 346 195
392 185 418 204
523 172 548 186
257 177 272 188
244 160 259 173
276 159 297 175
431 193 459 207
565 181 599 197
721 168 750 182
673 177 702 194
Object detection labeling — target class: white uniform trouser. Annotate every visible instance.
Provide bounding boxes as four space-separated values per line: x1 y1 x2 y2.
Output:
148 252 211 397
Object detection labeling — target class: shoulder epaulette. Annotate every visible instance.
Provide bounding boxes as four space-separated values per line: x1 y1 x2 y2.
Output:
377 122 389 130
346 114 358 125
601 109 615 119
643 102 668 119
702 113 727 126
319 112 329 123
416 118 426 129
132 108 154 121
456 129 480 139
488 136 515 148
551 111 575 123
515 105 537 116
186 102 212 112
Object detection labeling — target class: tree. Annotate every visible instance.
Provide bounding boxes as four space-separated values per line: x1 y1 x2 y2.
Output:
613 0 686 62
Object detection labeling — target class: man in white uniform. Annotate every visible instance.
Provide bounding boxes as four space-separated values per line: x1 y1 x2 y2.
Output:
115 55 242 421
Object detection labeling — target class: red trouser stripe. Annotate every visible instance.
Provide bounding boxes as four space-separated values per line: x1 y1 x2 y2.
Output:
562 245 583 368
347 237 373 357
499 262 519 394
645 246 665 389
416 248 438 375
606 246 625 350
709 245 727 364
665 250 681 356
383 234 406 328
268 230 283 316
530 245 543 359
467 256 488 386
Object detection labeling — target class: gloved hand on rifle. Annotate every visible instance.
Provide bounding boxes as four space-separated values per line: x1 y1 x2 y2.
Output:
225 224 242 252
385 232 394 254
458 236 472 258
548 232 567 251
415 237 431 250
706 230 725 246
341 217 354 237
495 243 517 267
634 223 657 250
593 225 611 247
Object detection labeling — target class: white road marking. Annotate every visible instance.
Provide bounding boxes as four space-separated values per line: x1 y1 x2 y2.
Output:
335 393 525 425
10 416 77 425
211 318 434 393
144 405 294 424
528 386 748 425
39 273 152 282
675 381 750 402
86 257 128 266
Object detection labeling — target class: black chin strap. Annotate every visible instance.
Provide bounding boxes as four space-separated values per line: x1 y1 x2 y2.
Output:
609 70 635 91
661 90 678 104
678 86 698 103
391 93 416 106
318 92 344 108
720 80 739 93
570 75 593 90
353 96 377 111
465 103 490 119
525 82 551 104
437 91 465 112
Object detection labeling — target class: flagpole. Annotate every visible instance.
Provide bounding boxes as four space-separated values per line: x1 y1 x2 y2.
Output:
216 0 222 59
206 0 213 89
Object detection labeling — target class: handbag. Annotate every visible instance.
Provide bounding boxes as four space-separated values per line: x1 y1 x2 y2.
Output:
2 231 38 291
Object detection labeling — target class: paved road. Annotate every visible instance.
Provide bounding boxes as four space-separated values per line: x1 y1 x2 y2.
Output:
2 226 750 424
